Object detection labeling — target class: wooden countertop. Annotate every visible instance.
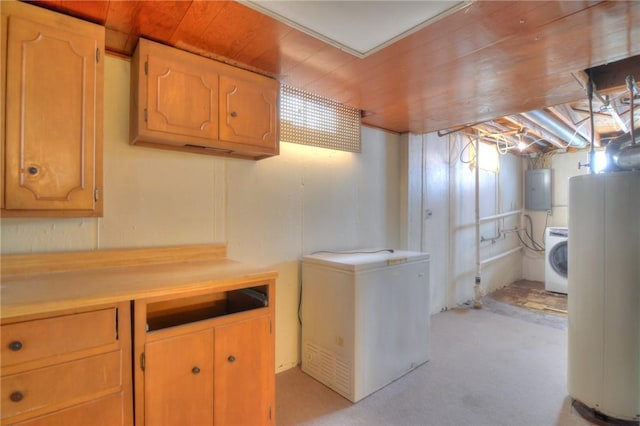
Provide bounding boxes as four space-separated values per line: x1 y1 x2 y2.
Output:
1 244 277 320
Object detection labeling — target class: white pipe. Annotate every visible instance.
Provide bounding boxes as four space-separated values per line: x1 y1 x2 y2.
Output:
474 135 482 309
480 246 522 266
479 209 522 224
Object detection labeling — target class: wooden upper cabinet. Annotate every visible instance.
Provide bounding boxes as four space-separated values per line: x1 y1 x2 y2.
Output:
131 38 279 160
1 1 104 217
219 74 279 154
131 38 219 148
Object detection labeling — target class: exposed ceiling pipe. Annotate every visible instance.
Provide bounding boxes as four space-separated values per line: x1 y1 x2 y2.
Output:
548 104 592 142
605 75 640 171
605 130 640 171
627 75 637 146
503 115 567 148
520 110 589 149
479 122 520 146
571 70 629 133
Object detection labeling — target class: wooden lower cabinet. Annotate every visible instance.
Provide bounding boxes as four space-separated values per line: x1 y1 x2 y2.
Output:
135 281 276 426
1 245 277 426
145 329 215 426
0 303 133 426
10 393 126 426
214 316 274 426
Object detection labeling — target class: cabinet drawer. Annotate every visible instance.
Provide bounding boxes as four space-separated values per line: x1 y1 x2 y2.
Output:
1 351 121 420
8 392 124 426
1 309 117 367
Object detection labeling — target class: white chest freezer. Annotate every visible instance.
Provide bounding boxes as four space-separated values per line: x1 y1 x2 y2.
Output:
301 250 430 402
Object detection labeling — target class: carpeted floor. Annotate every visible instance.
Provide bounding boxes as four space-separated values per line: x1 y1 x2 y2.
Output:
276 283 593 426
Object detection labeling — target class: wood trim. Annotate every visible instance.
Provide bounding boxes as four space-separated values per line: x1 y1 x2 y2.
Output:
1 244 227 276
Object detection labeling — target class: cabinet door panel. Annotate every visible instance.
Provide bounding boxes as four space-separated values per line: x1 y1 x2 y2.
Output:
214 316 274 426
1 351 121 421
145 329 214 426
219 75 278 151
146 52 218 142
10 392 124 426
4 16 99 211
1 308 117 368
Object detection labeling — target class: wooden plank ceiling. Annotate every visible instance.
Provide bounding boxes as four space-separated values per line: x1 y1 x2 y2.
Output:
32 0 640 154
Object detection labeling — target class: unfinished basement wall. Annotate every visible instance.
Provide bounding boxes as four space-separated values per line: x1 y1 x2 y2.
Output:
401 132 523 312
225 130 402 372
521 151 589 281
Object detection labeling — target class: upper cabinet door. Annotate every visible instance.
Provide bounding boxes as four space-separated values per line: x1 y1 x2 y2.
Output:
3 4 103 215
145 43 219 143
219 73 279 154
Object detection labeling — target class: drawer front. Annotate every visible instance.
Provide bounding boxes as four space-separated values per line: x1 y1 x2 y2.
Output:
1 309 117 367
8 392 124 426
1 351 121 420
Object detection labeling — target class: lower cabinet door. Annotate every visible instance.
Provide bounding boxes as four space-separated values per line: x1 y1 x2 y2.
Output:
214 316 274 426
145 329 214 426
9 393 125 426
1 351 121 421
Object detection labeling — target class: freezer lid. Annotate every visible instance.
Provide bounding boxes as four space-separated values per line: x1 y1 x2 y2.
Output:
302 249 429 272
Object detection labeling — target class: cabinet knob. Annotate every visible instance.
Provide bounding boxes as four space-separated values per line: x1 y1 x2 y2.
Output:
230 111 238 118
228 355 236 363
192 366 200 375
10 392 24 403
27 166 39 176
8 341 23 352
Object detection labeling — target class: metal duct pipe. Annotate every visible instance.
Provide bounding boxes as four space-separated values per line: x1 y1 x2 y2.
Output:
606 130 640 171
626 75 637 146
474 133 482 309
618 145 640 170
520 110 589 149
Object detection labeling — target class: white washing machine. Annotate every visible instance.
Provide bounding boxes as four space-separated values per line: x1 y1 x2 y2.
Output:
545 227 568 294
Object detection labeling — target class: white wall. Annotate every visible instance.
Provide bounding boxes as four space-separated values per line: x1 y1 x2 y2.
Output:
225 129 401 372
402 133 523 311
0 55 402 374
521 151 589 281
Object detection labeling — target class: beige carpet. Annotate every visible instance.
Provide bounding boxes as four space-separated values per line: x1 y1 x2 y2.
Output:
276 307 594 426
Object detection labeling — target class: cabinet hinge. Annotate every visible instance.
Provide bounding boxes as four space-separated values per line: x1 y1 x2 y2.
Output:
140 352 145 371
114 308 119 340
144 61 148 75
94 188 100 202
144 108 148 122
269 405 272 420
96 48 101 63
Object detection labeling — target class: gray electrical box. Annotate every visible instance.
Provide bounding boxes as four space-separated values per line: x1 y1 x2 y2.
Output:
525 169 551 211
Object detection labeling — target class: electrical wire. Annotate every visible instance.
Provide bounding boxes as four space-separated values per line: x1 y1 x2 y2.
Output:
297 276 303 327
516 231 544 252
524 214 544 251
460 136 476 164
542 210 550 249
518 213 547 253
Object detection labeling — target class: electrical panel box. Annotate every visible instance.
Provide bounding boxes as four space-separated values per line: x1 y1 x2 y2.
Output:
525 169 551 211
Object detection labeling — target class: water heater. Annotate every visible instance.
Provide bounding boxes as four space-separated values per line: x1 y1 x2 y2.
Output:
568 171 640 421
